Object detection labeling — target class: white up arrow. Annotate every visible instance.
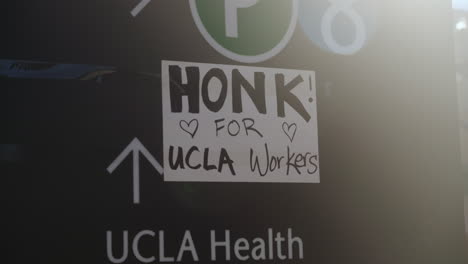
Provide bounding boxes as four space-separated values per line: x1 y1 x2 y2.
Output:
131 0 151 17
107 138 163 204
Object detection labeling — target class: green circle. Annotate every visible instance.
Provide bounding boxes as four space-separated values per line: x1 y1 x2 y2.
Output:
191 0 297 62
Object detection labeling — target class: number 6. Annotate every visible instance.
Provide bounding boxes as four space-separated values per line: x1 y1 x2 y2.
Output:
321 0 367 55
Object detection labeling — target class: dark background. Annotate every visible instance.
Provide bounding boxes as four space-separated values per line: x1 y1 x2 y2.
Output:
1 0 467 263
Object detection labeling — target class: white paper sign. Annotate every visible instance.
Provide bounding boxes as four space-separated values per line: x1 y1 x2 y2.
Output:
161 61 319 183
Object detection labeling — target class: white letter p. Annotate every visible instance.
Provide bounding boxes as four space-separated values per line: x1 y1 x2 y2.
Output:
225 0 258 38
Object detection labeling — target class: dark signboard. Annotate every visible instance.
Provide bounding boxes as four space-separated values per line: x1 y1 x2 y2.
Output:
2 1 467 263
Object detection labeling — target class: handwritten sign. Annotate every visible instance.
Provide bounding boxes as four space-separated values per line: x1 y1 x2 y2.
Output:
161 61 319 183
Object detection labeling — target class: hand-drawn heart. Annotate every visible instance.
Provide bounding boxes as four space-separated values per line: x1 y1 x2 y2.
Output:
179 119 199 138
282 122 297 143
